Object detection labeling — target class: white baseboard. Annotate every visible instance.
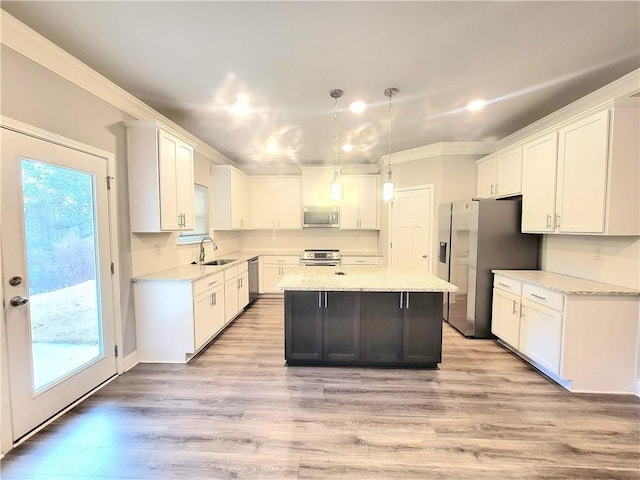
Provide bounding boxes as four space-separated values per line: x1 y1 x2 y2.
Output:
123 351 139 372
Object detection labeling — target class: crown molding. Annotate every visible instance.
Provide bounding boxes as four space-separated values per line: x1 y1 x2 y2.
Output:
496 68 640 149
376 141 496 170
0 10 234 166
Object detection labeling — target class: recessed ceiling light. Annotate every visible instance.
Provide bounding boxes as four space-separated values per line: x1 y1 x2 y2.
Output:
349 101 367 114
342 143 353 153
231 93 251 116
266 142 278 154
467 99 487 111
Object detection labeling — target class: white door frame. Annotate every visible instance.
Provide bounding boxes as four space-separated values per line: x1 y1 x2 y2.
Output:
387 185 435 271
0 116 124 454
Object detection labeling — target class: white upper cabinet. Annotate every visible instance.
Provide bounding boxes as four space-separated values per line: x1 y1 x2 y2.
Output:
212 165 251 230
301 167 338 207
125 121 195 232
340 175 380 230
251 176 302 229
521 132 558 233
476 147 522 199
522 99 639 235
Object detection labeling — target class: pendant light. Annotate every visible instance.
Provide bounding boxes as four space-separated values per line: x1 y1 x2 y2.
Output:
329 88 344 201
383 87 398 201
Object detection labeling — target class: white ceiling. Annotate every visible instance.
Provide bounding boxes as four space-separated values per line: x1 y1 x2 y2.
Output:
2 1 639 173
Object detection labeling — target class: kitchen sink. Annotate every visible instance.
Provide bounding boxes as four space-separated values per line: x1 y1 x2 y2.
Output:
203 259 236 266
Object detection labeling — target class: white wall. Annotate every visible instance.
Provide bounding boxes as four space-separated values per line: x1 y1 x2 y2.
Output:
380 154 478 267
542 235 640 290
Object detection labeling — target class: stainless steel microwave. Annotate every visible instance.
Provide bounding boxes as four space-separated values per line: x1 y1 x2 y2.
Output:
303 206 340 228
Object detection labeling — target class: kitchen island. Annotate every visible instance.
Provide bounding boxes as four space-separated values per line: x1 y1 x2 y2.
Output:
278 266 458 368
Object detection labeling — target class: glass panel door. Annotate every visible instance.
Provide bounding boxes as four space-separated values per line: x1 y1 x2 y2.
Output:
21 159 103 391
2 127 116 441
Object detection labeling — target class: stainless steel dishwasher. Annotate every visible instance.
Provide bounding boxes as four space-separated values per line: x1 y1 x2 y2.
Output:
248 256 259 305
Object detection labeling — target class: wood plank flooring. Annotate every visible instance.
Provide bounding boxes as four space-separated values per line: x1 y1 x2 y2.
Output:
2 297 639 479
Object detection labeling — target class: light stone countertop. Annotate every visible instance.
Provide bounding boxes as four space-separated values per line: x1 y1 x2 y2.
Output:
277 266 458 292
132 250 383 283
492 270 640 296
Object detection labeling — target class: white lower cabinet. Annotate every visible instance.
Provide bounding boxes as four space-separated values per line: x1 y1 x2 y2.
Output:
224 262 250 322
194 281 225 351
519 299 563 375
491 287 521 350
492 273 639 393
260 256 300 293
134 272 226 363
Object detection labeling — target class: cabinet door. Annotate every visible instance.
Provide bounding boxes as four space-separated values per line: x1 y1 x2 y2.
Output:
262 264 283 293
230 169 250 229
556 110 609 233
496 147 522 197
193 284 225 350
476 157 497 198
340 176 360 229
362 292 403 362
224 277 239 323
402 293 442 364
491 289 521 349
357 176 380 229
285 291 323 361
175 141 194 230
238 271 249 310
323 292 360 362
522 133 558 233
158 130 180 230
519 300 563 375
276 177 302 229
250 177 277 228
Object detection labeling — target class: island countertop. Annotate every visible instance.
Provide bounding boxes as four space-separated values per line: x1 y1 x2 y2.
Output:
277 266 458 292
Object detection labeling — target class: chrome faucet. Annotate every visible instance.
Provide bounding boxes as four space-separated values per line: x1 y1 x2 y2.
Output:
199 235 218 263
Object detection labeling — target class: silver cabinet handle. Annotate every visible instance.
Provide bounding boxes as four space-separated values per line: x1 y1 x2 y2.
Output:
213 292 217 306
406 292 409 309
208 280 218 286
521 304 525 318
490 183 495 196
556 214 561 228
546 214 552 230
399 292 403 309
10 296 29 307
530 293 547 300
512 299 517 315
498 282 510 289
324 292 328 308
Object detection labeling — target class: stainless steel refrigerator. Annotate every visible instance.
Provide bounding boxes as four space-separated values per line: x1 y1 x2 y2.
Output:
436 198 540 338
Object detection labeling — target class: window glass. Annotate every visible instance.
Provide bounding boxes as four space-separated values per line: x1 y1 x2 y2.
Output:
178 184 208 244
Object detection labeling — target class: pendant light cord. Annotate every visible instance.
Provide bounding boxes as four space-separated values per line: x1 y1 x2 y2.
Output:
384 88 398 180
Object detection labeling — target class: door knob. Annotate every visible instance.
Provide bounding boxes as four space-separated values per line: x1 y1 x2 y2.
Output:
10 296 29 307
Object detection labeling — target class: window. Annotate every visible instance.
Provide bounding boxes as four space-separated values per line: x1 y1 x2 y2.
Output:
178 184 209 244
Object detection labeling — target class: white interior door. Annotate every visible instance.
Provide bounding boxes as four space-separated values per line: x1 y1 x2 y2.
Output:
390 186 433 271
2 127 116 441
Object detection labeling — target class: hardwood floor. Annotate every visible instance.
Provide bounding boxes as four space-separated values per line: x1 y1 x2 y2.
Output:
2 297 638 479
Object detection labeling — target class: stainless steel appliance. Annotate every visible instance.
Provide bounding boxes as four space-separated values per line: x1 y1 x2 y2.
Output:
300 249 341 266
303 206 340 228
248 256 259 305
437 198 540 338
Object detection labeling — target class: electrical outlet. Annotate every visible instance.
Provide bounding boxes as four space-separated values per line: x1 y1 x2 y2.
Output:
595 248 603 260
155 243 161 256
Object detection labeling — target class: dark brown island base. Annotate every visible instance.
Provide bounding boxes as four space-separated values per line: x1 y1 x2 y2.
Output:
278 266 458 368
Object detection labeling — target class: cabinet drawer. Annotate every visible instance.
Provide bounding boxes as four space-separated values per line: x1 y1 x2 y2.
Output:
261 255 300 265
523 284 564 311
493 275 522 296
237 261 248 274
193 272 224 297
341 256 382 266
224 265 239 281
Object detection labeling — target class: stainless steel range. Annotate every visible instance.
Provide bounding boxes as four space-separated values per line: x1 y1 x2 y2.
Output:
300 249 341 266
